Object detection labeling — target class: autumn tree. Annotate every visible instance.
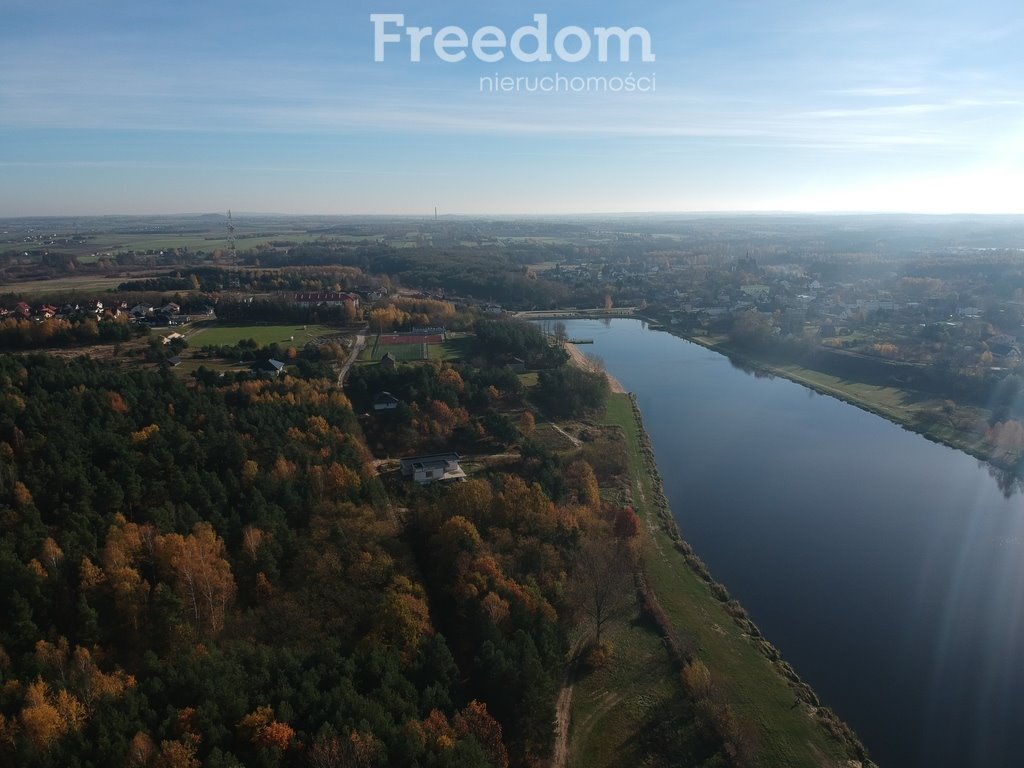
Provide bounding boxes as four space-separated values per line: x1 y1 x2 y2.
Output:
443 479 494 528
370 576 433 662
682 658 714 700
616 507 642 540
238 705 295 752
18 678 86 752
157 523 236 636
39 537 64 573
70 645 135 711
125 731 156 768
563 460 600 509
519 411 535 437
101 515 153 632
454 700 509 768
153 737 200 768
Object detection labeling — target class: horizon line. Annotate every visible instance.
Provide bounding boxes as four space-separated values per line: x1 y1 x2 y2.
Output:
4 209 1024 221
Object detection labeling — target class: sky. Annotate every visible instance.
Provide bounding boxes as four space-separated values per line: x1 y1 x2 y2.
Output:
1 0 1022 216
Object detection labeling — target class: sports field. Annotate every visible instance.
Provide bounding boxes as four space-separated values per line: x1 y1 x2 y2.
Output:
360 342 427 362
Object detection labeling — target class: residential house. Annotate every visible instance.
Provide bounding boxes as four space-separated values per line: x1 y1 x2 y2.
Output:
162 332 186 346
372 391 401 411
503 356 527 374
989 335 1021 365
251 359 286 377
379 352 397 370
399 453 466 485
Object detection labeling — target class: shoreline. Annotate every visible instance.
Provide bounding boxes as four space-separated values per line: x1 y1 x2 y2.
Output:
557 319 872 763
564 340 626 393
638 316 1019 481
598 397 872 768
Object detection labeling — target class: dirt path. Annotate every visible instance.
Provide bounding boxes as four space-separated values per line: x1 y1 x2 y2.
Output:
336 330 367 386
551 673 574 768
548 419 582 448
551 650 581 768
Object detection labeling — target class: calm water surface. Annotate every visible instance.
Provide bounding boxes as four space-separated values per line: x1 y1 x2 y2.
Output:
555 319 1024 768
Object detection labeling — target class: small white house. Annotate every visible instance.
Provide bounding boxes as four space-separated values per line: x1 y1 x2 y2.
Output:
399 453 466 485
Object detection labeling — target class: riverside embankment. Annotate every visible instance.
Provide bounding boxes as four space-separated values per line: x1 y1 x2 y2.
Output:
556 317 1024 768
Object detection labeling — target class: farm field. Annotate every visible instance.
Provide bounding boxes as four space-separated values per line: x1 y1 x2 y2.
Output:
0 273 165 297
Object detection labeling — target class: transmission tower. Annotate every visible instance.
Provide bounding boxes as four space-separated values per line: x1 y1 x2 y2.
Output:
227 210 236 267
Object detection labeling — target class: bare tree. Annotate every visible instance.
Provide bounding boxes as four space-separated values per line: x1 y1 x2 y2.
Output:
571 525 635 646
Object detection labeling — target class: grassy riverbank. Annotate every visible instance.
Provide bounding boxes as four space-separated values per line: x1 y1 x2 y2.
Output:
578 393 871 767
681 332 1003 472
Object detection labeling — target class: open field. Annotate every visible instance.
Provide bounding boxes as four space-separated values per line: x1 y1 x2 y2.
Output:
517 372 539 387
109 233 324 252
188 323 342 348
598 393 859 767
566 611 684 768
359 335 473 363
527 422 577 452
428 334 474 360
0 273 164 297
167 358 251 377
360 342 427 362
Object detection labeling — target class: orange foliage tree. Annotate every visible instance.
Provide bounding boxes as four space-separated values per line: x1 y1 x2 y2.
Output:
157 523 236 636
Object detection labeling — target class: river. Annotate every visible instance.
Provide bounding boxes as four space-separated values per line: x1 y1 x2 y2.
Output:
553 318 1024 768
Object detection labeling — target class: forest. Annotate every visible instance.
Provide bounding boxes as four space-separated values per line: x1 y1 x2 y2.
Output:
0 347 721 767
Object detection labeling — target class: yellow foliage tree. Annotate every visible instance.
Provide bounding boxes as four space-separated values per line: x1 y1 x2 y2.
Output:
79 556 106 591
101 515 153 631
12 481 33 508
157 523 236 636
153 737 200 768
125 731 156 768
18 678 86 751
40 537 64 572
682 658 714 700
129 424 160 444
563 460 601 509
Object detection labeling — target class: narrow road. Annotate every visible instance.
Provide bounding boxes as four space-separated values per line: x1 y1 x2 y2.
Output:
337 329 367 386
552 641 585 768
551 658 577 768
